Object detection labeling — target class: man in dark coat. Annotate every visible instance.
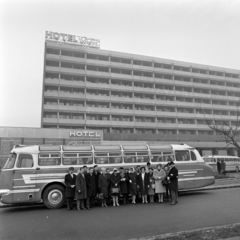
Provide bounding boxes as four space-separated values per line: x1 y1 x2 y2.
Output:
75 167 88 210
119 167 129 204
64 167 76 210
86 167 95 208
167 161 178 205
94 165 101 196
217 159 221 175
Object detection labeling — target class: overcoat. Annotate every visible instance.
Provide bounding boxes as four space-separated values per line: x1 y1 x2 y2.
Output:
217 161 221 172
98 174 109 198
148 172 155 195
153 168 166 193
221 161 226 172
64 173 76 198
94 171 101 194
119 172 129 194
137 173 150 195
75 173 87 199
128 172 138 195
86 173 96 197
167 166 178 191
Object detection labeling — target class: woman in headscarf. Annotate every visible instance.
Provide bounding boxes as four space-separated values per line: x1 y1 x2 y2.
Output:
148 168 155 203
110 168 121 206
153 164 166 203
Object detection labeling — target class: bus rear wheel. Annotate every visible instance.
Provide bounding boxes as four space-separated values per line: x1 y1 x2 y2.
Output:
43 184 65 209
236 166 239 173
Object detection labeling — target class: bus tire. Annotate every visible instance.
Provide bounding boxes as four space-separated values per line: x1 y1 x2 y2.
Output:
43 184 66 209
236 166 239 173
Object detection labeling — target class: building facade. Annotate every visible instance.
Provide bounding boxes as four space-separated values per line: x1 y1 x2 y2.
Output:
41 31 240 156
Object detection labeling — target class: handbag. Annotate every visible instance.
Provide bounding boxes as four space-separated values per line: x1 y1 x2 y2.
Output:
162 179 168 185
96 193 104 200
111 187 120 194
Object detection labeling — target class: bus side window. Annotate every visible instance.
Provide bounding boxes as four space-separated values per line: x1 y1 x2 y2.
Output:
190 151 197 161
175 151 190 161
17 154 34 168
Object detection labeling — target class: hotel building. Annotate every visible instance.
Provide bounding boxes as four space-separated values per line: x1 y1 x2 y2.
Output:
41 31 240 156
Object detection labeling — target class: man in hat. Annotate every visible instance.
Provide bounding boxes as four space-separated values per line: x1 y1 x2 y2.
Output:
94 165 101 197
167 161 178 205
64 167 76 210
75 167 88 210
86 167 95 209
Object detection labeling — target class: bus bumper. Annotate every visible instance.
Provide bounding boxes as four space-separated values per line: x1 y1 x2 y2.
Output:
0 189 10 197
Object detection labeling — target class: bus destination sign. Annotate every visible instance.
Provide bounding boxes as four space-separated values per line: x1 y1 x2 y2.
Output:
45 31 100 49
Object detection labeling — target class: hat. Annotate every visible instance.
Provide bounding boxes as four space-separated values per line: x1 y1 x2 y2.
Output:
169 161 175 166
113 168 118 172
94 165 98 168
83 165 87 168
69 167 74 171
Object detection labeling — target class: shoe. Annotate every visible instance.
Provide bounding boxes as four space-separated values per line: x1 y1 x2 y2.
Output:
113 204 116 207
86 207 91 210
145 201 148 204
104 204 108 207
116 204 120 206
80 207 86 210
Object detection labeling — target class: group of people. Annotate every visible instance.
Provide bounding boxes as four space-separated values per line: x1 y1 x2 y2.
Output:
64 161 179 211
217 159 226 175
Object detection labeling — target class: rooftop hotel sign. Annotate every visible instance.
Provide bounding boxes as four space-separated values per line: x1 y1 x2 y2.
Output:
45 31 100 49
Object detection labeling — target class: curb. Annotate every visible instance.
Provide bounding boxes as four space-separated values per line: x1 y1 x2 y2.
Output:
1 184 240 209
129 223 240 240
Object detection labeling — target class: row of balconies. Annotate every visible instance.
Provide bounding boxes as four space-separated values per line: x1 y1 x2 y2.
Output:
42 117 215 130
44 77 240 94
43 91 239 107
43 104 238 115
45 52 240 81
42 105 237 121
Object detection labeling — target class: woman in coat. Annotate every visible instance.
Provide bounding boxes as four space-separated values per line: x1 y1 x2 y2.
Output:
110 168 121 206
119 167 129 205
148 168 155 203
98 168 109 207
153 164 166 203
128 167 137 204
137 167 150 203
75 167 87 210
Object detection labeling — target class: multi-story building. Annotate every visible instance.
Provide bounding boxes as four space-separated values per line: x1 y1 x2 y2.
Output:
41 31 240 156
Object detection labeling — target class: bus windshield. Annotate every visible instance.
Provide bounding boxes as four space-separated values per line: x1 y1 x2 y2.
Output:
3 153 17 169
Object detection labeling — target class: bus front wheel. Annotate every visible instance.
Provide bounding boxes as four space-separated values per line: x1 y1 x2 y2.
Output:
236 166 239 173
43 184 66 209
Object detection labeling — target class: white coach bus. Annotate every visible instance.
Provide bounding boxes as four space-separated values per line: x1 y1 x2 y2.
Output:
0 143 215 209
202 155 240 173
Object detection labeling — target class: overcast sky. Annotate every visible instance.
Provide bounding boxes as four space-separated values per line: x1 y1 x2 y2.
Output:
0 0 240 128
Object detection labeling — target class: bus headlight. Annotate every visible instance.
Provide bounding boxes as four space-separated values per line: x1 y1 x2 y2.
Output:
0 189 10 196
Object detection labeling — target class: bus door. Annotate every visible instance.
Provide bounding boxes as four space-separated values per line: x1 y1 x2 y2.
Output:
13 153 37 203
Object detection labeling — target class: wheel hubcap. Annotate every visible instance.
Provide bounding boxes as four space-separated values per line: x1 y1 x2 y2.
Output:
48 190 62 205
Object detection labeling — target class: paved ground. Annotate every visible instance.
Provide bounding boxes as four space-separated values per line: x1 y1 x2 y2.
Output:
0 188 240 240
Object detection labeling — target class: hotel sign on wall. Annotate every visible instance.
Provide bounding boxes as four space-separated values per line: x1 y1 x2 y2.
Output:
45 31 100 49
69 131 101 137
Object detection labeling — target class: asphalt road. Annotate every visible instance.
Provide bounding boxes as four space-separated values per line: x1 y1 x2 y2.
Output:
0 188 240 240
